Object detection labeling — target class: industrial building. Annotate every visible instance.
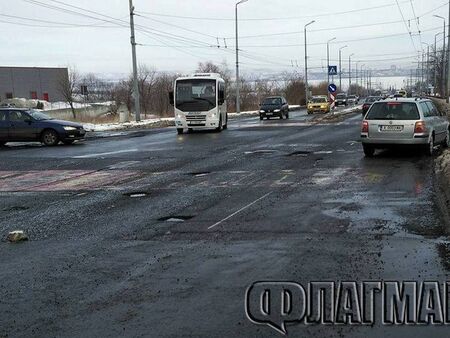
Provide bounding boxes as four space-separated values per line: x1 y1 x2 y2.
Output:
0 66 68 102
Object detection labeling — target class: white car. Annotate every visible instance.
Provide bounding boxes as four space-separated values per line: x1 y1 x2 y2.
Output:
361 98 449 157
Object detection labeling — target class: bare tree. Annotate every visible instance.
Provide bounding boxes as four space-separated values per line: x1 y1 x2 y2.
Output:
58 67 79 119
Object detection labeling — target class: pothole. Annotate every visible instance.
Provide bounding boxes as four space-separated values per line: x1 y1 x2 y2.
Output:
3 206 29 212
123 192 149 198
288 151 311 157
158 216 195 222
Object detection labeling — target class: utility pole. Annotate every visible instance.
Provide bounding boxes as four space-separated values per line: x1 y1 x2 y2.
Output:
435 32 442 95
235 0 248 114
348 53 354 94
434 15 446 98
304 20 315 105
129 0 141 122
447 0 450 102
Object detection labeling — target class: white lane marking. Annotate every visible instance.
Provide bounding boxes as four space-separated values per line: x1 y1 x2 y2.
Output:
73 149 139 158
208 192 273 230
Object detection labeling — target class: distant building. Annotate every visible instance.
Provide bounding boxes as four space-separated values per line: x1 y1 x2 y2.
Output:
0 66 68 102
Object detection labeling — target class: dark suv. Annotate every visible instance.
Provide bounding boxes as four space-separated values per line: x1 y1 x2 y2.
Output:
335 93 348 106
0 108 86 146
259 96 289 120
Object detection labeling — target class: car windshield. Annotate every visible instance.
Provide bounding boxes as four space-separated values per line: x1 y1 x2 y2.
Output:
311 97 327 103
337 94 346 99
28 110 52 121
365 102 420 120
262 98 281 105
348 96 357 99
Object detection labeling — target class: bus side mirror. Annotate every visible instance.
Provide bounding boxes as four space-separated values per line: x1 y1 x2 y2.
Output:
169 91 174 106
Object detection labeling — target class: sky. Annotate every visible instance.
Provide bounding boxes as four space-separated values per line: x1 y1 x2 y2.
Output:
0 0 448 78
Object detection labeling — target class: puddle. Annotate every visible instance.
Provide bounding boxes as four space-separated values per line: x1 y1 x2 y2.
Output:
123 192 149 198
188 172 210 177
3 206 29 212
244 150 277 155
158 216 195 222
288 151 311 157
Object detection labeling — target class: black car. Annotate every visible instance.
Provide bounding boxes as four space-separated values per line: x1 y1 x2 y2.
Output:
0 108 86 146
259 96 289 120
335 93 348 106
361 96 382 116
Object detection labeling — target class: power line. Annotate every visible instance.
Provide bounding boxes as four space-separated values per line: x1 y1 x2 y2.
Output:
135 1 412 22
395 0 417 52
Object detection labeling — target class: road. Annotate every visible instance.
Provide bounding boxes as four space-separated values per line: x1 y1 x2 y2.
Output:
0 109 449 337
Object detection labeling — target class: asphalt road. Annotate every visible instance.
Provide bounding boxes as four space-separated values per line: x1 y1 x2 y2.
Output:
0 109 449 337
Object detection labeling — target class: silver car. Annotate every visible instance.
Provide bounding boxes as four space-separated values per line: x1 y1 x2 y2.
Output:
361 98 449 157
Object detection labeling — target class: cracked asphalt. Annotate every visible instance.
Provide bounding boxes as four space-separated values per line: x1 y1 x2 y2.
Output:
0 109 449 337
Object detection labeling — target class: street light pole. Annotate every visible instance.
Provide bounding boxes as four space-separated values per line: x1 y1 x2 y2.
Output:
129 0 141 122
235 0 248 114
339 45 348 91
327 37 336 86
304 20 315 105
434 15 446 98
435 32 442 94
348 53 354 94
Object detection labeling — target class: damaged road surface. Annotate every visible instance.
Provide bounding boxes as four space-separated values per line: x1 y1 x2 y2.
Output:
0 110 449 337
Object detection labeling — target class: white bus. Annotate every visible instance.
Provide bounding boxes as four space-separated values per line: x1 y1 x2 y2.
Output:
171 73 227 134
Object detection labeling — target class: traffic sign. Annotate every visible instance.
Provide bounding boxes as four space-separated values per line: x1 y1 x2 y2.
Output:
328 84 337 93
328 66 338 76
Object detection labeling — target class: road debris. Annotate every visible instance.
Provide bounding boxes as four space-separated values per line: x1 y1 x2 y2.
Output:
6 230 28 243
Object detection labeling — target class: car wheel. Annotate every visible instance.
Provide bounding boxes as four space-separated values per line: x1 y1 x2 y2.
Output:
260 115 264 121
279 113 283 120
424 136 435 156
286 113 290 119
223 114 228 130
363 144 375 157
63 140 75 145
443 129 449 148
41 129 59 146
177 128 184 135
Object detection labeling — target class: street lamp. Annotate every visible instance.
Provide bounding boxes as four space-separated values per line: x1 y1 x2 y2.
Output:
235 0 248 114
327 37 336 86
434 15 446 99
422 42 430 94
304 20 315 105
339 45 348 91
348 53 354 93
435 32 444 94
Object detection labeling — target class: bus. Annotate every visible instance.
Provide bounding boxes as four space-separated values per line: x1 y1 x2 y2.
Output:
170 73 227 134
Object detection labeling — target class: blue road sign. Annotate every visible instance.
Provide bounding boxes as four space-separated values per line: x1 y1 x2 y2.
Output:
328 84 337 93
328 66 338 76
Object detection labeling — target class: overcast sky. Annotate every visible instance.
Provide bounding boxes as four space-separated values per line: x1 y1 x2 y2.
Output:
0 0 448 77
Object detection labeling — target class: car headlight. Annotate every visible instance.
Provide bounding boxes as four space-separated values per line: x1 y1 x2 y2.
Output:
259 110 265 113
63 126 77 131
274 109 281 113
321 105 327 109
177 113 183 119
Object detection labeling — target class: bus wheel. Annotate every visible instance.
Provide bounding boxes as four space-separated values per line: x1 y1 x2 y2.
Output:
223 114 228 130
216 116 223 132
177 128 184 135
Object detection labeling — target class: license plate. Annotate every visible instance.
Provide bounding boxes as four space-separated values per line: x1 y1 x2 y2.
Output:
380 125 403 132
189 122 203 125
266 113 273 115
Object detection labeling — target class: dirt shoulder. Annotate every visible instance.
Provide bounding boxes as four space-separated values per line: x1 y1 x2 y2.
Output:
435 151 450 228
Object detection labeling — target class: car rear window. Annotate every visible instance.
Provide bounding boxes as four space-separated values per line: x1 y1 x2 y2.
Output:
365 102 420 120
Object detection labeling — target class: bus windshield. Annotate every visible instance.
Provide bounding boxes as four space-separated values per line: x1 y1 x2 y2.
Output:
176 79 217 112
